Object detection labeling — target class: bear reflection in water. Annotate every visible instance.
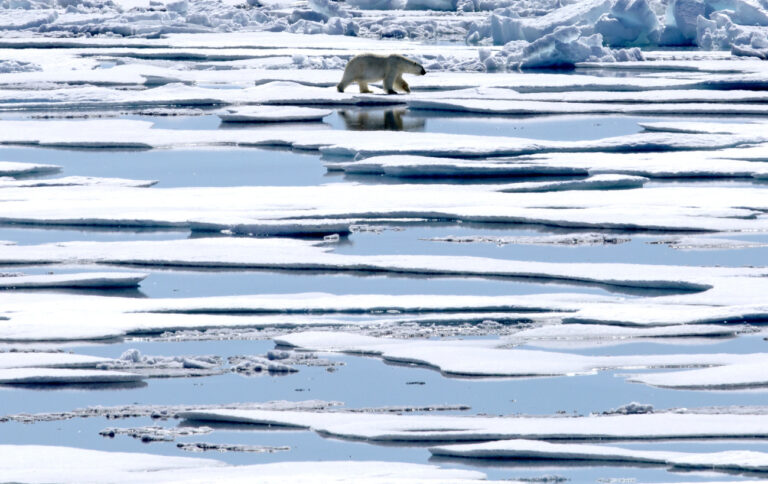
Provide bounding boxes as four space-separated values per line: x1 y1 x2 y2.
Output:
338 109 425 131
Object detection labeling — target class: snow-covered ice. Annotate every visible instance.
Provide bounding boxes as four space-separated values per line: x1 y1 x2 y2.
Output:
179 408 768 442
0 272 147 289
430 439 768 473
218 106 332 123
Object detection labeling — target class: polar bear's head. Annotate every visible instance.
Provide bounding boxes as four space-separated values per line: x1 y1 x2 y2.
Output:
396 55 427 76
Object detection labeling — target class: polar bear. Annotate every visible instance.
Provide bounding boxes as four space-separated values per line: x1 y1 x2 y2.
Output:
337 54 426 95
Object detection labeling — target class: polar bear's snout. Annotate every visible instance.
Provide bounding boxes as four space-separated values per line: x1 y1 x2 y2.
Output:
337 53 426 95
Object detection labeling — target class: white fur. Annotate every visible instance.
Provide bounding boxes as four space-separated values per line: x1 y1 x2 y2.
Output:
337 54 426 95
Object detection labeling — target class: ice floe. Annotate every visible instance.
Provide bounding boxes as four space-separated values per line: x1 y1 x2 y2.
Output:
649 236 768 250
1 237 762 290
0 272 147 289
2 181 768 232
496 174 648 192
179 408 768 442
326 150 768 179
0 368 144 385
628 363 768 389
429 439 768 473
0 161 60 177
0 352 112 369
218 106 332 123
276 330 768 378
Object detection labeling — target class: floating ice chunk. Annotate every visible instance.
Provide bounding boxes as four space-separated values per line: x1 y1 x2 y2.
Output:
0 272 147 289
218 106 332 123
1 237 761 291
179 408 768 442
408 97 768 115
518 27 643 69
329 150 768 179
628 362 768 389
0 352 112 369
0 176 157 188
190 218 355 236
497 175 648 192
0 368 144 384
277 331 768 378
0 161 60 177
429 438 768 473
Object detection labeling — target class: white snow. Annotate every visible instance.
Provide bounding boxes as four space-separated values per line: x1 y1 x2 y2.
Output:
497 174 648 192
0 352 112 369
628 363 768 389
0 446 488 483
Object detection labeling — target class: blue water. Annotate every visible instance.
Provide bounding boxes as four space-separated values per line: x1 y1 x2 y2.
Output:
1 112 767 483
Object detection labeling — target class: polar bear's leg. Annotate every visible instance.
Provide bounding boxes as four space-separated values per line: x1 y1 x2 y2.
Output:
384 71 398 95
395 74 410 93
357 81 372 93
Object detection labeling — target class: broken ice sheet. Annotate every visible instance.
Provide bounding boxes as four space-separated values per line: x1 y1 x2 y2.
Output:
429 439 768 474
0 161 60 177
218 106 332 123
2 182 768 232
0 368 144 385
0 272 147 289
276 330 768 379
178 408 768 442
422 233 631 246
326 149 768 179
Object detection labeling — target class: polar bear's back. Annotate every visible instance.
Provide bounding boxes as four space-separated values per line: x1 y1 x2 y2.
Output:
343 54 395 82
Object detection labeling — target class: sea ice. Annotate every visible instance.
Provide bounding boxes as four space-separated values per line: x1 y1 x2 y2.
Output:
276 330 768 378
429 439 768 473
179 408 768 442
0 272 147 289
217 106 332 123
0 161 61 177
0 237 760 290
0 368 144 384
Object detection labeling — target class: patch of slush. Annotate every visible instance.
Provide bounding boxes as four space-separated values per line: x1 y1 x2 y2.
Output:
423 233 631 246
